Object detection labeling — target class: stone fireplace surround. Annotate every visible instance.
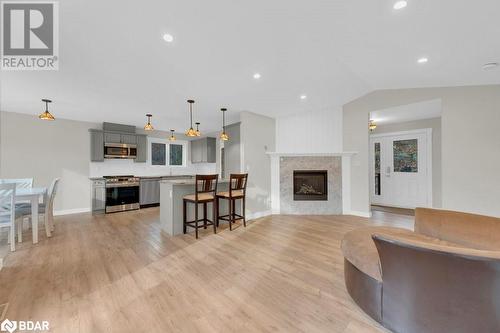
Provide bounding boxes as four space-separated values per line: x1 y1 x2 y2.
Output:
268 152 356 216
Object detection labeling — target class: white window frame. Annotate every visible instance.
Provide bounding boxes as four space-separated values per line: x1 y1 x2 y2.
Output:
147 137 187 168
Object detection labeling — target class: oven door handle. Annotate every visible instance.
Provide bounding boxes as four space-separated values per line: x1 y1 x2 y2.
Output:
106 183 140 188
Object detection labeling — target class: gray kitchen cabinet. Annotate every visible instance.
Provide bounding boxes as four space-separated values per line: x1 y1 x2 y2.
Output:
91 179 106 213
90 130 104 162
121 134 137 144
104 132 121 144
191 139 201 163
135 135 147 163
190 137 216 163
140 178 161 206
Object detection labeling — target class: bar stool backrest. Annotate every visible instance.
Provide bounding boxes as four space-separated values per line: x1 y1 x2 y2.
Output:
229 173 248 197
195 174 219 201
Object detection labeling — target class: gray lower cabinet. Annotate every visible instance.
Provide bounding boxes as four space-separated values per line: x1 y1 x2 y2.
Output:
90 130 104 162
140 178 160 206
91 179 106 213
190 137 216 163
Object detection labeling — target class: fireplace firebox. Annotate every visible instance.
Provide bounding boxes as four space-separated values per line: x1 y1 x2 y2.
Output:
293 170 328 201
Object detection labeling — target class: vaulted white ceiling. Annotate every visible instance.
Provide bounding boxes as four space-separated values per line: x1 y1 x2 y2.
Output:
1 0 499 132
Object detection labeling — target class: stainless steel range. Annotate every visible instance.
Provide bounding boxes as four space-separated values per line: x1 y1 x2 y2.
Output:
104 175 140 213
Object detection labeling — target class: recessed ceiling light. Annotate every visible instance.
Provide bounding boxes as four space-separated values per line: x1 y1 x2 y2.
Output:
482 62 499 71
393 1 408 10
417 57 428 64
163 33 174 43
253 73 261 79
300 95 307 100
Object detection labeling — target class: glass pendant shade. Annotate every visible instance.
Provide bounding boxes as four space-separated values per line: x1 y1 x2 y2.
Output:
144 114 154 131
220 108 229 141
39 99 55 121
195 122 201 136
185 127 197 137
169 129 176 141
220 132 229 141
185 100 197 137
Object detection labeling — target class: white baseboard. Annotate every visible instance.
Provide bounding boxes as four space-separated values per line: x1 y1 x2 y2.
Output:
54 208 91 216
344 210 372 218
247 210 272 221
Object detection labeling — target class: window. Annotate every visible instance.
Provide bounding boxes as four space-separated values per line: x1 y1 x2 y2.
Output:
169 144 183 166
374 142 381 195
151 143 166 165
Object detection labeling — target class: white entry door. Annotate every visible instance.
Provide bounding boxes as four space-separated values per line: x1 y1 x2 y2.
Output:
370 129 432 208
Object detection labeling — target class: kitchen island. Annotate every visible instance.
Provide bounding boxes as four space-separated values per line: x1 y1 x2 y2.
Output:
160 178 231 236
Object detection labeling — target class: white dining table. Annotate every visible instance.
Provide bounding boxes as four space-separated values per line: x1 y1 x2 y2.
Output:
15 187 48 244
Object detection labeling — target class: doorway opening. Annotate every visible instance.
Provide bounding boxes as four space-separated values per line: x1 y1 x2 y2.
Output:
368 99 442 212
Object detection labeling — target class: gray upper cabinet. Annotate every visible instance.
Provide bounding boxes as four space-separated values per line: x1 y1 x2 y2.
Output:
121 134 137 144
90 130 104 162
135 135 147 163
191 137 216 163
104 132 137 145
104 132 121 144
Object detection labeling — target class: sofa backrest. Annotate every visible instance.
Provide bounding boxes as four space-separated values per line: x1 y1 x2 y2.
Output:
415 208 500 251
373 234 500 333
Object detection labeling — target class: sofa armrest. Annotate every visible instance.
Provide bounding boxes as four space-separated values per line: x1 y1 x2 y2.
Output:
373 234 500 333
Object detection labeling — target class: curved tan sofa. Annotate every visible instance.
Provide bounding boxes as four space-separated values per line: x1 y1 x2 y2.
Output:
342 208 500 333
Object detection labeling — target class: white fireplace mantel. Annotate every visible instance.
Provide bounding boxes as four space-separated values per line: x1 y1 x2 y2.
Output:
267 152 359 216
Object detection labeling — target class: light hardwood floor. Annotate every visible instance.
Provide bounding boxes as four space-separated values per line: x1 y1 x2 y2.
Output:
0 209 413 333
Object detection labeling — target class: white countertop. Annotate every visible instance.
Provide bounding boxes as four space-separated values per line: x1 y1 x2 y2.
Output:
161 178 229 185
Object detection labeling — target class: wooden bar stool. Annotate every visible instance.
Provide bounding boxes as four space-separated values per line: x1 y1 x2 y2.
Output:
216 173 248 230
183 174 218 239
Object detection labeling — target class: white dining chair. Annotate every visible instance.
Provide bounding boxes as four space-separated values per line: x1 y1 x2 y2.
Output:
16 178 60 239
1 179 33 209
0 183 16 252
0 178 33 189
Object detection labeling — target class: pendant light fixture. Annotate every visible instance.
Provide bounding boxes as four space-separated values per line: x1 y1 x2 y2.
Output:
144 114 154 131
185 99 197 137
195 122 201 136
169 129 176 141
39 99 55 121
220 108 229 141
369 120 377 132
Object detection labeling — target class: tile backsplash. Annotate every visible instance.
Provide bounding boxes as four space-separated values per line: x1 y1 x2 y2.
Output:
89 159 216 177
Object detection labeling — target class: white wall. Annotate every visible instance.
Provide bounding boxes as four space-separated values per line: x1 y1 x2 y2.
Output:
275 108 343 153
344 85 500 217
240 111 276 218
0 111 96 214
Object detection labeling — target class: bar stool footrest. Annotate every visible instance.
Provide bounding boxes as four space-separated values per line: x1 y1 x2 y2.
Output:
218 214 244 221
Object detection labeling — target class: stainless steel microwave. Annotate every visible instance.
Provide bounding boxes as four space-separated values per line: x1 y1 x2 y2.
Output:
104 143 137 159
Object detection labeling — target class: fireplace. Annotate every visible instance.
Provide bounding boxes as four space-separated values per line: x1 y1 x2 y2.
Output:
293 170 328 201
